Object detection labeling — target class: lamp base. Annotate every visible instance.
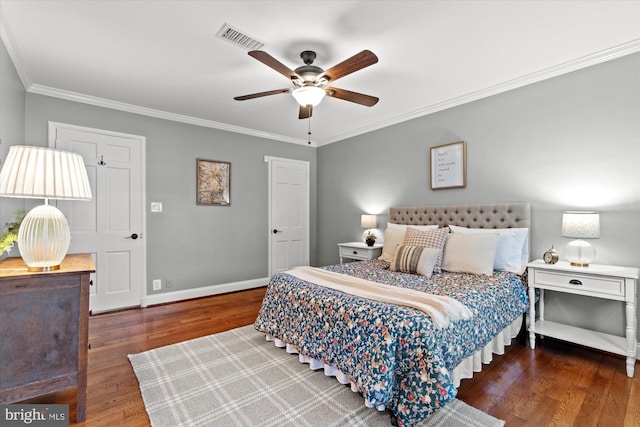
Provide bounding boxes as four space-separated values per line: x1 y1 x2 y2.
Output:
18 203 71 271
569 262 590 267
565 239 595 267
27 265 61 272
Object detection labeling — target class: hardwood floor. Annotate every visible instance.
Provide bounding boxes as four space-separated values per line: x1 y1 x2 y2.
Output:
456 334 640 427
24 287 638 426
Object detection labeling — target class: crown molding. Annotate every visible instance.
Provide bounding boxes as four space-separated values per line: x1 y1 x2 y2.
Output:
3 7 637 150
0 3 311 146
316 39 640 146
27 84 313 146
0 4 33 90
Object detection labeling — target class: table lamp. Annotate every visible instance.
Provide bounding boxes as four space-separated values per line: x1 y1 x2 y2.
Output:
561 211 599 267
361 214 378 245
0 145 92 271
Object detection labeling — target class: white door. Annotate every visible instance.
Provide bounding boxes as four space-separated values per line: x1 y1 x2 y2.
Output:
267 157 310 275
49 122 145 313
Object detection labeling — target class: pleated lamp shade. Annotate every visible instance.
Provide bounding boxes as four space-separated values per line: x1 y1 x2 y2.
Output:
0 145 92 200
0 145 92 271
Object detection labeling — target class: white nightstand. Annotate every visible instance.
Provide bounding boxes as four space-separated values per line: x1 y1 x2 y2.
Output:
527 260 639 378
338 242 383 264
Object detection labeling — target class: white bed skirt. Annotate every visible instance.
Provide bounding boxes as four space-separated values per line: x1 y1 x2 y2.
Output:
265 314 523 411
450 315 522 387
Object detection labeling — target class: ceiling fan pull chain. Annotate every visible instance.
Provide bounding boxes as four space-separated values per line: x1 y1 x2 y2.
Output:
307 117 312 145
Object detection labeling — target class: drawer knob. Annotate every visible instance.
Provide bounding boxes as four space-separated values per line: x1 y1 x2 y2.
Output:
353 251 358 255
569 279 583 286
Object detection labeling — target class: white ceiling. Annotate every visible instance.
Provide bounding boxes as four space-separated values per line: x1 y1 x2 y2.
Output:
1 1 639 147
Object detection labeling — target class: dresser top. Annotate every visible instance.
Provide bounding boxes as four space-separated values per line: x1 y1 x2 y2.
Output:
0 253 95 278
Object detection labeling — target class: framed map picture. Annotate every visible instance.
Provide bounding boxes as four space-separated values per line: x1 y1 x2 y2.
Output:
430 141 466 190
196 159 230 205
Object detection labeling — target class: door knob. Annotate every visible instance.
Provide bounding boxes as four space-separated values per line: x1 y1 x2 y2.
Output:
126 233 139 239
273 229 283 234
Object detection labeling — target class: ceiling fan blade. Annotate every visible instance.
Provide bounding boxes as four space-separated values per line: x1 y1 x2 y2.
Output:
325 87 379 107
248 50 301 81
299 105 313 119
319 50 378 83
234 88 291 101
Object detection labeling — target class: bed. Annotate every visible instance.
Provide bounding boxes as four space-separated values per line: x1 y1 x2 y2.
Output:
254 203 530 426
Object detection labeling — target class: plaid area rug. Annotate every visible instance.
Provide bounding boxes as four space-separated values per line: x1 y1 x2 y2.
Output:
129 325 504 427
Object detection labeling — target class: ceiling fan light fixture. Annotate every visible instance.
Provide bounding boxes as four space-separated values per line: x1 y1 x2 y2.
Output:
292 86 326 107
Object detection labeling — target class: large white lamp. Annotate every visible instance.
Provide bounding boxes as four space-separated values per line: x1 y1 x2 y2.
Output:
0 145 92 271
561 211 600 267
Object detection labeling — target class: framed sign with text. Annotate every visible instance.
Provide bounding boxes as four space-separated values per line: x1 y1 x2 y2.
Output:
430 141 466 190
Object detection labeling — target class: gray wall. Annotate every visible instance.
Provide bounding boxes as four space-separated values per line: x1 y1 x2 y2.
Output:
0 39 26 253
4 32 640 340
317 53 640 338
21 94 316 295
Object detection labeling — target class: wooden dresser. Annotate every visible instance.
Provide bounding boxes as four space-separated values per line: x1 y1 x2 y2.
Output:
0 253 94 422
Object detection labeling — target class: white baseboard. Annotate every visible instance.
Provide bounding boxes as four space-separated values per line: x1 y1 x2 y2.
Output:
141 277 269 307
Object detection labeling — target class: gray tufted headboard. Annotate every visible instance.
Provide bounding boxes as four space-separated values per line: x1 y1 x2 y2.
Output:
389 203 530 229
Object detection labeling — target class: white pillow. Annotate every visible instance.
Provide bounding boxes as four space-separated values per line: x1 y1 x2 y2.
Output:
379 227 405 262
448 225 529 274
379 223 439 262
442 233 499 276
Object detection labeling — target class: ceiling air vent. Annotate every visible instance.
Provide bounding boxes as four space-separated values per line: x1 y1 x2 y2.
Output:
216 23 265 50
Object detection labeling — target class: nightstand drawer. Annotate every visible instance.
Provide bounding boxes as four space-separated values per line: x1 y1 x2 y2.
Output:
337 242 382 263
339 246 368 260
531 269 624 298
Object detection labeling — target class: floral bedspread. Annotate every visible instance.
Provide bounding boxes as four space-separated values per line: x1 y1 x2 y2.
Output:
254 259 528 426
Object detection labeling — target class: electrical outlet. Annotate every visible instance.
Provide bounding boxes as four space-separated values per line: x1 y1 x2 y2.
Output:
152 279 162 291
166 279 173 288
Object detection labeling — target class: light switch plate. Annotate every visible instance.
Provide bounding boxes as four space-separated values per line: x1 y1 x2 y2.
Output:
150 202 163 212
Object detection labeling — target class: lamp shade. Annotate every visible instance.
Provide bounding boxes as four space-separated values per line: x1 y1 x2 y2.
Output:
361 214 377 229
561 211 600 239
292 86 326 107
0 145 92 200
0 145 92 271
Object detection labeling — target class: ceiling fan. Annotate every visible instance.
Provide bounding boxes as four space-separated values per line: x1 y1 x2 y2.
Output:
234 49 379 119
